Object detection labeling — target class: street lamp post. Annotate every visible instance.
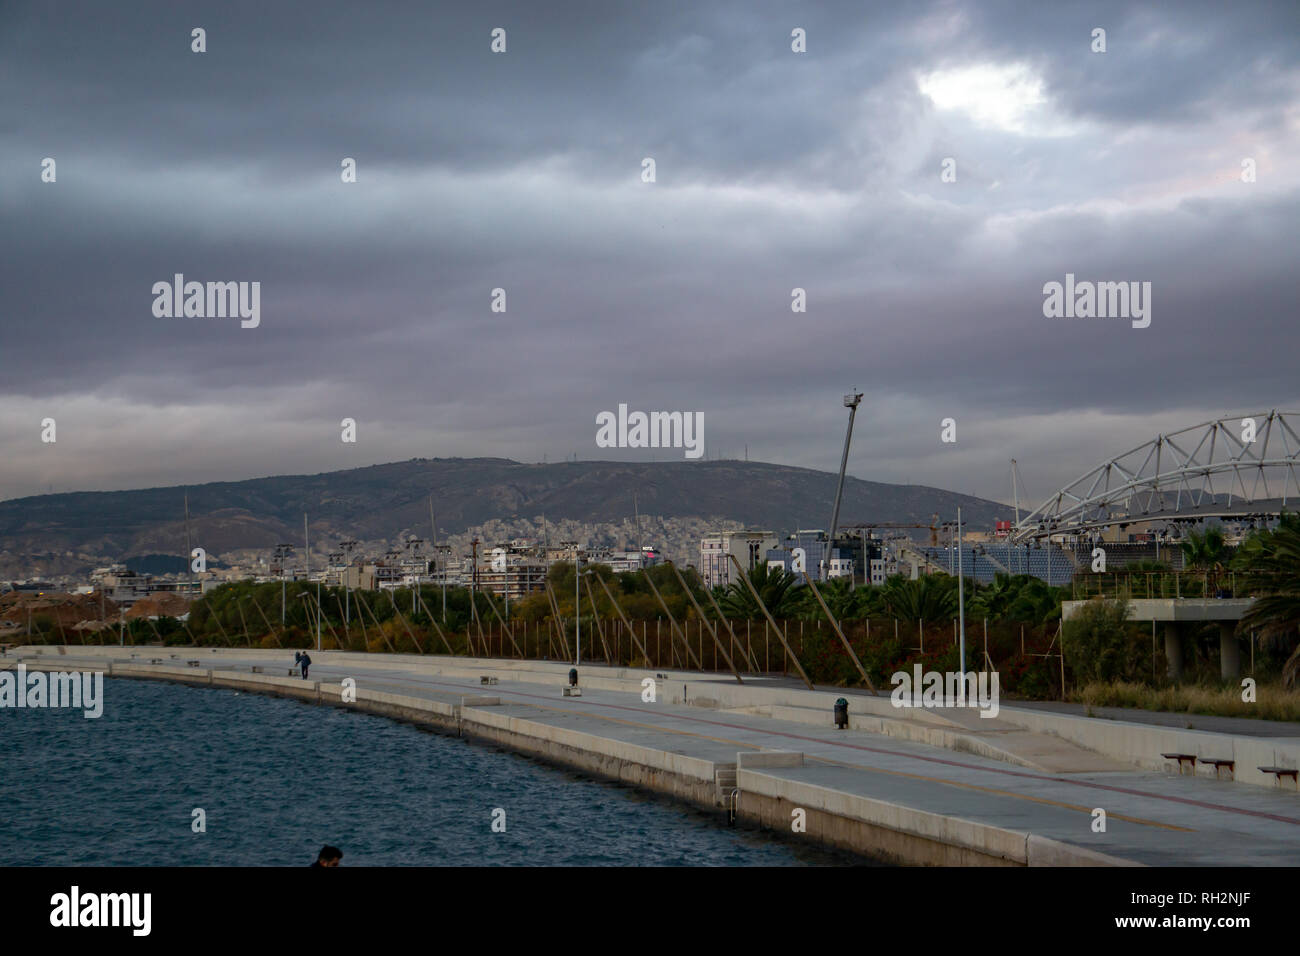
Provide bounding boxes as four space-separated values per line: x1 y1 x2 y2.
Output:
575 550 581 666
957 508 966 698
273 544 294 627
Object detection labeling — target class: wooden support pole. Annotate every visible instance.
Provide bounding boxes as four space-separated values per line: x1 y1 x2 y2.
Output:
725 554 812 689
641 568 701 670
582 574 613 664
354 590 397 654
388 588 425 654
480 586 524 658
801 571 873 690
236 599 254 647
250 596 284 648
666 560 742 683
592 573 651 665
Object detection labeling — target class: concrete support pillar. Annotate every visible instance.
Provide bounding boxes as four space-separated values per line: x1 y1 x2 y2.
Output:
1219 624 1241 681
1164 623 1184 681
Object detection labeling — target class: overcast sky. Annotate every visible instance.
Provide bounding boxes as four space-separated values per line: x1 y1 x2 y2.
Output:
3 0 1297 511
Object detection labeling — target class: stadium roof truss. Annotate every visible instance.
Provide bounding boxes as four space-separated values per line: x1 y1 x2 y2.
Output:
1011 411 1300 543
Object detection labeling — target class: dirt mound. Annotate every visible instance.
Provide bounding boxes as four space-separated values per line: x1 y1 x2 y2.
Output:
125 592 191 619
0 591 118 629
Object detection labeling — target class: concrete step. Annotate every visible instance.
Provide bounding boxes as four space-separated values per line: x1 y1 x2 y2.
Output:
714 765 738 806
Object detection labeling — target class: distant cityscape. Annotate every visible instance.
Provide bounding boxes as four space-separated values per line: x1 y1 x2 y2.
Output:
0 506 1267 639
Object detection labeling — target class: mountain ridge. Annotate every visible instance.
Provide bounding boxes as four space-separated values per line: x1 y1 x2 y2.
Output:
0 457 1012 576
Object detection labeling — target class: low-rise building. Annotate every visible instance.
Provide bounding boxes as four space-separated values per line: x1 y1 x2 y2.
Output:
700 530 778 589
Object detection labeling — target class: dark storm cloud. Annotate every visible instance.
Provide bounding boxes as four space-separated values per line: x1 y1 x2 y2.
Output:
1 0 1297 507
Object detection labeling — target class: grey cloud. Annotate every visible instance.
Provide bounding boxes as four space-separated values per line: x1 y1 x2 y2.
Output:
1 0 1297 508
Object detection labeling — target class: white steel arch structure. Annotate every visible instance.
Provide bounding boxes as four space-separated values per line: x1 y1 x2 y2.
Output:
1010 410 1300 543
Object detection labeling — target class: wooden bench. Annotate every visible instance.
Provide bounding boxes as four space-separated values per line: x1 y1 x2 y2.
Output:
480 676 498 685
1162 752 1197 774
1258 766 1298 788
186 660 201 668
563 686 582 697
250 665 263 674
148 658 163 665
1201 758 1235 780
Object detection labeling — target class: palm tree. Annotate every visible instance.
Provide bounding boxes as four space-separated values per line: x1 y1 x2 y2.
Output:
1181 527 1226 569
967 573 1062 625
717 561 800 619
968 572 1016 619
878 574 958 621
802 575 868 621
1234 513 1300 687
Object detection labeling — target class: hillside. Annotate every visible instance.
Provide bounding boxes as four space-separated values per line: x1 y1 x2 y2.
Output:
0 458 1011 576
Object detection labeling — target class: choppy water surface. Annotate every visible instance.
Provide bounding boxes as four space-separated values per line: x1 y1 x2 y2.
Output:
1 678 860 866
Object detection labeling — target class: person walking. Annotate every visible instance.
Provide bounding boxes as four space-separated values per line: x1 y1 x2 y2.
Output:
298 650 312 679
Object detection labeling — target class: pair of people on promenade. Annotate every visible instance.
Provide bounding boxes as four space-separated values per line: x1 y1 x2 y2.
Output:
293 650 312 679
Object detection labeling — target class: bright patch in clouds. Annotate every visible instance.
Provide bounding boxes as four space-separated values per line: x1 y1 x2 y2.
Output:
918 63 1071 135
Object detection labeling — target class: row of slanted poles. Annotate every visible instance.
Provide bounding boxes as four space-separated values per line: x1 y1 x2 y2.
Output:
479 586 523 658
726 553 813 689
413 589 455 655
294 588 344 650
544 580 570 660
386 589 424 654
467 588 487 657
250 597 285 649
665 560 743 683
800 570 874 690
208 609 237 647
641 567 701 669
354 590 397 653
582 574 613 663
702 578 759 673
593 572 652 664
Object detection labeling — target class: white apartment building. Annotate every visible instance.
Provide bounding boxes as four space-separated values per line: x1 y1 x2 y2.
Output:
699 530 778 589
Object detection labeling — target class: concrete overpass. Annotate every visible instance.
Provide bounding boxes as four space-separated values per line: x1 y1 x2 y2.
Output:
1062 598 1255 680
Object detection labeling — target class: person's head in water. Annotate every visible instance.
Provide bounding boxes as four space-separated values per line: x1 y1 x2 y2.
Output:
314 845 343 867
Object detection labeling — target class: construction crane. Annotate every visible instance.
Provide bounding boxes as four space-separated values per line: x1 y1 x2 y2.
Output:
844 516 950 578
846 515 944 546
825 391 864 580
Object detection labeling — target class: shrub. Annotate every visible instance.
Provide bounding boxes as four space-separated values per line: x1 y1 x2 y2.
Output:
1063 597 1133 684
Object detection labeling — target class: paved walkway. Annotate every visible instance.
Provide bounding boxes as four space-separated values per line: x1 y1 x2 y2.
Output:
751 676 1300 737
14 649 1300 865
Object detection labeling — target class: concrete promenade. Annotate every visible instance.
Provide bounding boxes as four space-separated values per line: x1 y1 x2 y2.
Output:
7 645 1300 866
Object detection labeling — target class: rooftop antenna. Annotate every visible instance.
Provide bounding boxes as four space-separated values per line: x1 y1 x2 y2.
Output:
1011 459 1025 525
429 495 445 623
826 390 864 580
184 492 193 600
634 491 644 569
957 507 966 693
1011 459 1030 575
